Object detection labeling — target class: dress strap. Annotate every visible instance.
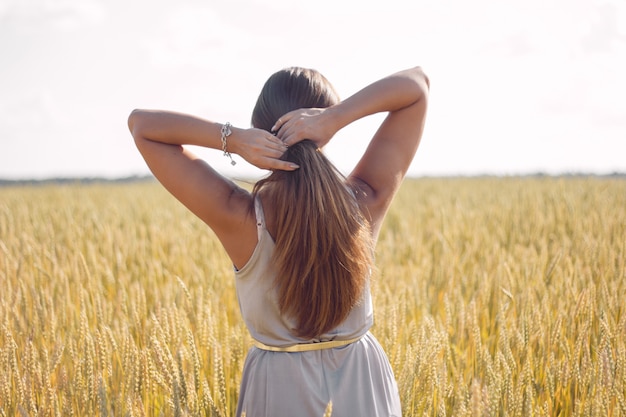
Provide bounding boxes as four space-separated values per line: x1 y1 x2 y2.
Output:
253 197 265 241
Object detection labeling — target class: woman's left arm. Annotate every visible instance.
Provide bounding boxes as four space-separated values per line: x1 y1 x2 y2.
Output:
127 109 293 266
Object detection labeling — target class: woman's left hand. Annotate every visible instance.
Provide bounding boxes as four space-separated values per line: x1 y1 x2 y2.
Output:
272 108 337 148
231 127 299 171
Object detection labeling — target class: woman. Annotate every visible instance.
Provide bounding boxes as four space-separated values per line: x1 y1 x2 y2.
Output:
128 65 429 417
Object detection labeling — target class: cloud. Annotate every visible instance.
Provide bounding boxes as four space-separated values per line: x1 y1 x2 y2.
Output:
581 2 626 53
0 90 60 127
138 5 238 69
0 0 107 33
48 0 107 32
1 0 625 179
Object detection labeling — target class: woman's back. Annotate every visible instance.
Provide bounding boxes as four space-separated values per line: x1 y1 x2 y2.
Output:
234 195 400 417
236 196 373 347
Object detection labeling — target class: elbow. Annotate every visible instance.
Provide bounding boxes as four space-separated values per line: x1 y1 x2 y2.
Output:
409 66 430 98
415 69 430 109
127 109 141 136
127 109 148 146
397 66 430 106
421 68 430 91
413 66 429 86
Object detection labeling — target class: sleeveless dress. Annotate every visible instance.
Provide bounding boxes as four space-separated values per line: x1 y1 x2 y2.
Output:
234 198 402 417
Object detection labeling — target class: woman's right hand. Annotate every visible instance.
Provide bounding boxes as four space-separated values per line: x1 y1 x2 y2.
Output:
272 107 338 148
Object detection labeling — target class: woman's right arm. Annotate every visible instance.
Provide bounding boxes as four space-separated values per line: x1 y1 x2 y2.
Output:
275 67 429 232
127 110 292 268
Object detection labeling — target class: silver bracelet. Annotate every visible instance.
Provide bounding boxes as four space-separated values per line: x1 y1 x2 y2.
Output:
220 122 236 166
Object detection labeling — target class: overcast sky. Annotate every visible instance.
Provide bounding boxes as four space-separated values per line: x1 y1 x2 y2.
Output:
1 0 625 179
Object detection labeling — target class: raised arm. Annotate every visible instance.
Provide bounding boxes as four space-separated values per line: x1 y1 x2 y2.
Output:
127 110 293 267
274 66 429 232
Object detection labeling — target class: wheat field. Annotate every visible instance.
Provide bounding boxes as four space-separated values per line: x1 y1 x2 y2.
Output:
1 177 625 416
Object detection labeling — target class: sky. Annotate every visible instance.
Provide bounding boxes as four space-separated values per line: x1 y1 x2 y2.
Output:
1 0 625 180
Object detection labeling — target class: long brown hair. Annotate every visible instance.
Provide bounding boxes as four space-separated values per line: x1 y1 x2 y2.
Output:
251 67 374 339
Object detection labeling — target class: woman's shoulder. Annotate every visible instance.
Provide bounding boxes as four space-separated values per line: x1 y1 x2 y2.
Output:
214 185 260 270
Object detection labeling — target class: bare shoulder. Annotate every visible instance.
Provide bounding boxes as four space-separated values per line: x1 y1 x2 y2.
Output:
215 184 260 270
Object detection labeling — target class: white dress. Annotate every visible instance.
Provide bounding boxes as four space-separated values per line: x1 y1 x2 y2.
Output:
234 198 401 417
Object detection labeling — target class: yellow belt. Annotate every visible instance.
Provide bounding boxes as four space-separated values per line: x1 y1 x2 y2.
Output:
253 335 363 352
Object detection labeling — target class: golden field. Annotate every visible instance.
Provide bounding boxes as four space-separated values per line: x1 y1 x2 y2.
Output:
1 177 625 416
